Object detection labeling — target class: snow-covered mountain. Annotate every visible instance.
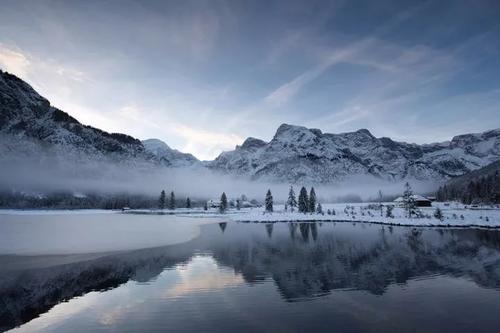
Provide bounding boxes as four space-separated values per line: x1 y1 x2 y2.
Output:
209 124 500 183
2 69 499 185
0 69 199 168
142 139 199 167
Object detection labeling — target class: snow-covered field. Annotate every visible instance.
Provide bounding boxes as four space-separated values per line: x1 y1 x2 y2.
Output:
121 202 500 228
224 202 500 228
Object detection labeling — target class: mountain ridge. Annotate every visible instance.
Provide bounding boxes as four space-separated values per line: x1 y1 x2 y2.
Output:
0 69 199 168
1 69 499 184
209 123 500 183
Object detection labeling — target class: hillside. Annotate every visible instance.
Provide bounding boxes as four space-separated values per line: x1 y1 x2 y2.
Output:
209 124 500 183
0 69 199 168
436 160 500 204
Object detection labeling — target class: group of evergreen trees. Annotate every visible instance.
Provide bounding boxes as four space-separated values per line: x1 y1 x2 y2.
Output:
263 186 321 214
287 186 319 213
436 171 499 204
0 191 162 209
155 186 323 215
158 190 191 210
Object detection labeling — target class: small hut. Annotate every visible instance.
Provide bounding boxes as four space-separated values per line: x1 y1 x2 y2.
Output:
393 195 432 207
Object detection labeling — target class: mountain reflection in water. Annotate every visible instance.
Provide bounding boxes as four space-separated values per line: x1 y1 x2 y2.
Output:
1 221 500 332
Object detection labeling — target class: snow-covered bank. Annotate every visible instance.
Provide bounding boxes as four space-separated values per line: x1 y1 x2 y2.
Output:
226 203 500 228
123 202 500 228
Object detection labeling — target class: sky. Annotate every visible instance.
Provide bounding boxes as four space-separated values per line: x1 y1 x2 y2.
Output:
0 0 499 160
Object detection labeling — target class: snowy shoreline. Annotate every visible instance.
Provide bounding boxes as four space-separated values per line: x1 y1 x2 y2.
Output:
2 202 500 229
227 203 500 228
125 203 500 229
121 202 500 229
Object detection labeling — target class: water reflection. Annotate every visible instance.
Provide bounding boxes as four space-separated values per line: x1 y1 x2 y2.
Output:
265 223 273 238
218 222 227 233
2 222 500 331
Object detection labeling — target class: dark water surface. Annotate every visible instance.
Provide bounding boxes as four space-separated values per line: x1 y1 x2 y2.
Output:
2 221 500 332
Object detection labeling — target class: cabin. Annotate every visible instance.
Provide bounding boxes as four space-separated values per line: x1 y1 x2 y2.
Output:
229 198 257 208
206 199 221 208
393 195 432 207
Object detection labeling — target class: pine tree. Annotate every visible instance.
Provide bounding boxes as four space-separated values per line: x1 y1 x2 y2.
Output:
316 203 323 214
298 187 308 213
309 187 316 213
287 186 297 212
434 207 443 221
378 190 383 216
402 182 416 218
169 191 175 210
186 197 191 208
265 189 273 212
158 190 166 210
386 205 394 218
219 192 228 213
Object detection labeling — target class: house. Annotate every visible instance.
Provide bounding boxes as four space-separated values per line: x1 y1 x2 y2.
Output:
207 197 260 209
206 199 220 208
394 195 432 207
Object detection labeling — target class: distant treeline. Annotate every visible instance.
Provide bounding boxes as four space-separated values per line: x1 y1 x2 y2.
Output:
436 170 499 204
0 191 202 209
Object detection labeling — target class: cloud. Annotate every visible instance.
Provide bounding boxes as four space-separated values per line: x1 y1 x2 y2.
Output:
55 67 88 82
163 256 244 298
264 44 364 107
263 2 431 108
172 124 243 160
0 43 89 84
0 44 31 78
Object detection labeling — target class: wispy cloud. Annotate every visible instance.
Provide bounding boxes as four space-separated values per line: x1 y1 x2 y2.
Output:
264 39 371 107
0 44 31 78
263 1 431 108
172 124 243 160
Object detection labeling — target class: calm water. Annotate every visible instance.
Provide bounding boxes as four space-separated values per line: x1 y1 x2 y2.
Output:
2 220 500 332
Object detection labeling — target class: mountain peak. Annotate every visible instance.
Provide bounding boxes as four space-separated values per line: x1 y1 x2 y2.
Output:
275 123 301 136
142 138 172 151
355 128 373 137
142 139 199 167
240 137 266 149
274 123 322 139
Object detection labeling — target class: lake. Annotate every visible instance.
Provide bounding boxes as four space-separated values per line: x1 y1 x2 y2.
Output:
1 216 500 332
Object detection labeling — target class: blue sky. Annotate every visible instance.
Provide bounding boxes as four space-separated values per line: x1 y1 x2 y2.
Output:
0 0 499 160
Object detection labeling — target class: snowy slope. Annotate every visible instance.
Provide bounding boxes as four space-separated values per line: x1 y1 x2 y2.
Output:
142 139 200 167
0 69 198 168
209 124 500 183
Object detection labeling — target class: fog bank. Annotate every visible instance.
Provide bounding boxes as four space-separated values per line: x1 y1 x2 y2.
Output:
0 156 439 203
